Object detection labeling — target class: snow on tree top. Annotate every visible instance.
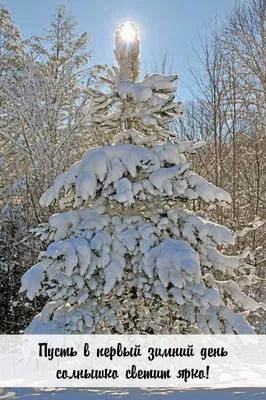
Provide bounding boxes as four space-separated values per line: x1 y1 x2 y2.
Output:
39 137 231 209
113 22 140 83
84 73 184 139
83 23 184 140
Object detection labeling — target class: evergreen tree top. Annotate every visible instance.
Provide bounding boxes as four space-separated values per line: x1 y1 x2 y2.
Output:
83 23 184 140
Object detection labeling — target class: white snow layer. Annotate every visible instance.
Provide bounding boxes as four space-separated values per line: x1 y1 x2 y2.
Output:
22 206 258 335
40 140 231 209
22 137 260 336
83 71 184 139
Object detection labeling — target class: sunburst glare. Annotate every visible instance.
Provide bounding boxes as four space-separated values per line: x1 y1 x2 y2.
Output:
120 22 137 42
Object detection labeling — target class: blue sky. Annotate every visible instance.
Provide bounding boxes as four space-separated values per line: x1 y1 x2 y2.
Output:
5 0 242 99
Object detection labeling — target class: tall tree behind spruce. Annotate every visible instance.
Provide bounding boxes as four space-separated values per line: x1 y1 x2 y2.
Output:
0 4 93 216
0 5 22 74
0 6 29 334
0 5 24 194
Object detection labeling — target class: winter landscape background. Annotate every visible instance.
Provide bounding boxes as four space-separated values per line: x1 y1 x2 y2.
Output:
0 0 266 398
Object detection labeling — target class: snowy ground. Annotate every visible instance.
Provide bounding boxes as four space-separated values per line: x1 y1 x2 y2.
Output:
0 388 265 399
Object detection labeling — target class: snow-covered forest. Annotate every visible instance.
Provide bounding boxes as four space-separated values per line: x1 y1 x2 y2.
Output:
0 0 265 335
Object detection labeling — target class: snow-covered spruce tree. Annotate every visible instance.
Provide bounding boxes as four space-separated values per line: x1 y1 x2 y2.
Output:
21 23 263 334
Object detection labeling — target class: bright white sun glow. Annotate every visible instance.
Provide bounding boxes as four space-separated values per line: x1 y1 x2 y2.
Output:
120 23 136 42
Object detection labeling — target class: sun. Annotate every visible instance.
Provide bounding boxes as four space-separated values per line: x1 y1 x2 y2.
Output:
120 22 137 42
